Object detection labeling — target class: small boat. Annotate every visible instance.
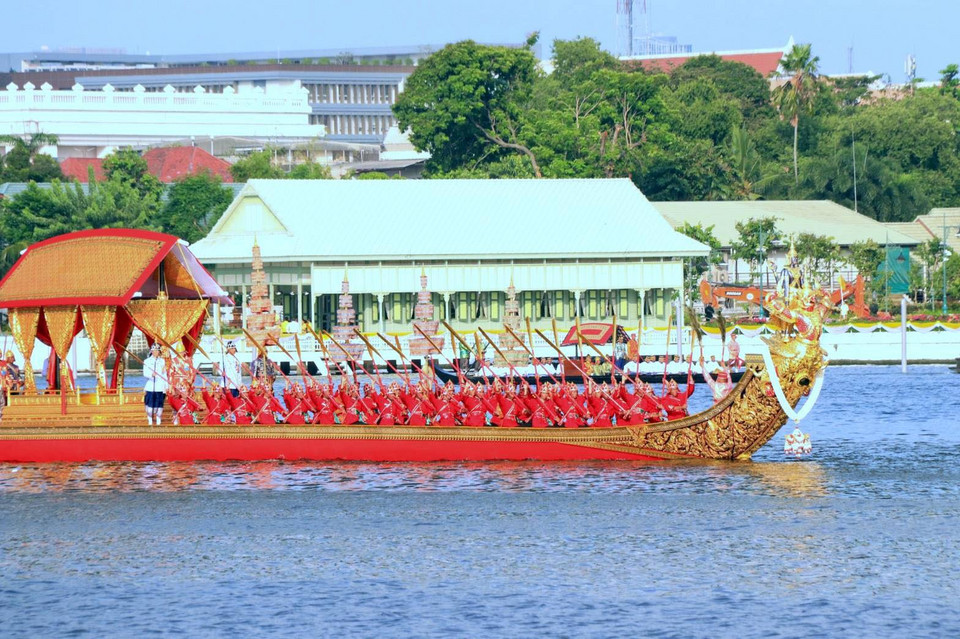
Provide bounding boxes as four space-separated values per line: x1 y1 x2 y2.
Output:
0 230 830 463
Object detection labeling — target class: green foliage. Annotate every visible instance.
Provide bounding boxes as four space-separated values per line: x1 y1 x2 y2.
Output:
677 222 723 296
355 171 390 180
159 173 234 243
102 149 163 200
0 133 63 182
731 217 781 266
389 39 960 220
848 239 885 285
940 64 959 98
230 151 331 181
287 162 332 179
229 150 285 181
793 232 840 284
393 40 540 176
669 55 773 124
772 43 823 184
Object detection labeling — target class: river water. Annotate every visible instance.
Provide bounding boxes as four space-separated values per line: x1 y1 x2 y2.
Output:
1 365 959 638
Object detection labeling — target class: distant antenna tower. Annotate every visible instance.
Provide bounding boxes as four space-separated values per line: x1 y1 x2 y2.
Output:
617 0 652 57
616 0 635 57
905 54 917 83
847 46 853 73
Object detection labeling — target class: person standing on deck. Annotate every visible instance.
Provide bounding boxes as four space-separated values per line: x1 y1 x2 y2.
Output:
143 343 169 425
219 341 243 397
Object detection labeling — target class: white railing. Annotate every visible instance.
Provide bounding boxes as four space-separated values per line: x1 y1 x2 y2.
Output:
0 82 313 115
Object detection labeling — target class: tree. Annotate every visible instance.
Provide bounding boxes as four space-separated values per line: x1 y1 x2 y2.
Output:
669 55 773 124
793 232 840 285
848 239 886 304
772 44 822 184
159 173 234 243
393 40 540 175
912 237 946 309
287 162 332 179
722 125 778 200
676 222 722 298
229 150 286 182
102 149 163 201
940 63 959 98
0 133 63 182
731 217 781 283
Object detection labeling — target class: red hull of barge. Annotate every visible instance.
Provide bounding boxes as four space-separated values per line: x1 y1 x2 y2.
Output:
0 431 666 463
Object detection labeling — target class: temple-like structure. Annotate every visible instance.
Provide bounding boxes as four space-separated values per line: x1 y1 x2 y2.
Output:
330 272 363 362
408 269 444 357
244 239 277 347
496 278 527 366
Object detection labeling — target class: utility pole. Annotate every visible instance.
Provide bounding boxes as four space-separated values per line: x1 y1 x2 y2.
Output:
944 209 950 315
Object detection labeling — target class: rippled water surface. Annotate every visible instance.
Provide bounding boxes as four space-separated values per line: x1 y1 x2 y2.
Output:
2 365 959 638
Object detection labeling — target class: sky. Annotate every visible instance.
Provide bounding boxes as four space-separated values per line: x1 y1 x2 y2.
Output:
5 0 958 81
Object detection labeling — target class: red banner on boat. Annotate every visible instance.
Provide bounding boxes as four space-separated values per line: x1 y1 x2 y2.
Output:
560 323 629 346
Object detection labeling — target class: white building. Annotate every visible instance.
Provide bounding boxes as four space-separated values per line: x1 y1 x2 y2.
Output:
655 200 919 287
190 178 708 333
0 80 324 159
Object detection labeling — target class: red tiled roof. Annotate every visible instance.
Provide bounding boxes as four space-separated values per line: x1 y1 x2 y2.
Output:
60 158 106 182
625 50 786 77
142 146 233 183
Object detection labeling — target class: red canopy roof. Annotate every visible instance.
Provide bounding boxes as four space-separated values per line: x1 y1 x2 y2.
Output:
0 229 232 309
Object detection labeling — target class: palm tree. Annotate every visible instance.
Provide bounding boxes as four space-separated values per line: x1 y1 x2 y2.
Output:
772 44 821 184
0 132 60 159
0 132 61 182
724 125 778 200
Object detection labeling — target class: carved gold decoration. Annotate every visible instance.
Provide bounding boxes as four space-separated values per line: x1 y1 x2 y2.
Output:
9 306 40 393
43 306 79 391
80 305 117 392
126 295 207 346
0 236 165 304
163 249 202 296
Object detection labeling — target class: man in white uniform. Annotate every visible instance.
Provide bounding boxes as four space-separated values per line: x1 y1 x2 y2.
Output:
220 340 244 397
143 343 168 425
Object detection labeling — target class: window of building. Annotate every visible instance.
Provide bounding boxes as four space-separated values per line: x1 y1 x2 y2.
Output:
475 292 487 320
538 291 553 319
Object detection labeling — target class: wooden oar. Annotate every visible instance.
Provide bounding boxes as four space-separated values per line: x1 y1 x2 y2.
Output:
476 327 526 386
242 328 294 385
505 323 561 388
377 332 426 379
441 320 490 387
303 322 348 385
534 328 626 411
354 330 405 387
551 318 566 384
319 330 380 388
414 324 462 386
574 324 638 391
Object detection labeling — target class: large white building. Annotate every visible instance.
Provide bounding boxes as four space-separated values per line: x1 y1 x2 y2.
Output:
0 80 325 159
189 178 708 333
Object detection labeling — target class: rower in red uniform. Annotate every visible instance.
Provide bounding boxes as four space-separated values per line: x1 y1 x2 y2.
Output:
660 375 695 421
460 383 487 427
638 383 665 423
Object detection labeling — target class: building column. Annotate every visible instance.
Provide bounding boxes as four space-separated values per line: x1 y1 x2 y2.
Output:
241 283 247 330
309 289 316 330
296 281 303 324
637 289 646 339
377 294 385 333
574 290 582 317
